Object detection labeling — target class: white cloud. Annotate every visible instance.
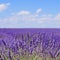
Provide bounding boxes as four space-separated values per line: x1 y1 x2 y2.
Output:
0 9 60 27
41 14 53 17
34 8 42 17
17 10 30 15
54 14 60 20
36 8 42 14
3 12 60 22
0 3 10 12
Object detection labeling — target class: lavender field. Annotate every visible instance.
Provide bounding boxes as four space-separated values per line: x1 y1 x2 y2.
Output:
0 29 60 60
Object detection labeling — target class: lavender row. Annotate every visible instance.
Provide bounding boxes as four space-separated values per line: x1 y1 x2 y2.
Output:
0 31 60 59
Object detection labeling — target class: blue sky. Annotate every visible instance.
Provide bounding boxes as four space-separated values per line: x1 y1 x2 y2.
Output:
0 0 60 28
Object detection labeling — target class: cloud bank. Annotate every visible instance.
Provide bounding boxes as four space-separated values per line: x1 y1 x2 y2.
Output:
4 8 60 22
0 8 60 28
0 3 10 12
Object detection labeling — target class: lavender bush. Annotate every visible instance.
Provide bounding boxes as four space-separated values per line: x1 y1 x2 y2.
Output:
0 29 60 60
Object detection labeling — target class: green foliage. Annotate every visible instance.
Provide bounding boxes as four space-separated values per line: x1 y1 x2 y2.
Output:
56 55 60 60
1 54 60 60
